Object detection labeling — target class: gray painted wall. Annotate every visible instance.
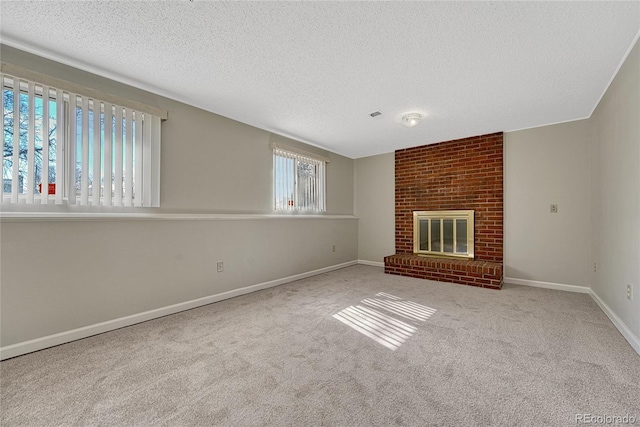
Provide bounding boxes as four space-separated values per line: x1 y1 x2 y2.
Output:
354 154 395 263
0 46 357 347
504 120 592 287
590 39 640 339
1 218 357 345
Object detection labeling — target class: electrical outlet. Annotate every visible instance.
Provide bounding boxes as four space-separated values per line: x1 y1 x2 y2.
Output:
593 262 597 273
627 284 633 301
217 261 224 273
550 204 558 213
332 245 336 252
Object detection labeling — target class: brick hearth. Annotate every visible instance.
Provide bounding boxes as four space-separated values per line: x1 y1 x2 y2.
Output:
384 254 503 290
386 132 504 289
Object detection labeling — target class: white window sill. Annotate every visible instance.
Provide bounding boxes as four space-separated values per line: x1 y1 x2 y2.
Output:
0 212 358 222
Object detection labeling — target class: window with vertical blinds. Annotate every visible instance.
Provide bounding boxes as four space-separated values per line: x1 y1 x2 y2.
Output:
1 70 162 208
273 147 327 212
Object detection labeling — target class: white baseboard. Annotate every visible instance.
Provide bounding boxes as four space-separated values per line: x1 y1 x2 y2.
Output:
589 290 640 356
0 260 358 360
504 276 590 293
357 259 385 268
506 276 639 356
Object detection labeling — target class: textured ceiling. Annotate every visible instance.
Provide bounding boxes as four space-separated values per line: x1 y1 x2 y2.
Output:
1 1 639 158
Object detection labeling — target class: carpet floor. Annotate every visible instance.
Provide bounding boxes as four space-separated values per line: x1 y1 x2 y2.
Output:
1 265 639 426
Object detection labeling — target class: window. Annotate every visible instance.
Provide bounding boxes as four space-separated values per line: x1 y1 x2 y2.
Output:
2 66 162 208
273 146 327 212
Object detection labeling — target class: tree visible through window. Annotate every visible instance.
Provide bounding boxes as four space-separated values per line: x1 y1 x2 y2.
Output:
3 85 58 195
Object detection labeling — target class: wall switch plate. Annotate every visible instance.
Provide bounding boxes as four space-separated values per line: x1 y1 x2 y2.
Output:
217 261 224 273
628 284 633 301
550 204 558 213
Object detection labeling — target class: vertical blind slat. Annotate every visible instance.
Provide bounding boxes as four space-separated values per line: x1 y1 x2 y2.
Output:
310 172 312 211
309 165 312 211
291 153 295 210
103 103 112 207
286 152 291 210
318 162 321 209
142 114 151 207
11 78 20 203
283 154 287 210
80 96 89 205
282 155 286 210
41 84 49 204
124 108 133 207
276 152 280 210
113 106 123 207
318 160 321 210
284 152 288 209
278 153 282 210
281 153 285 210
273 152 277 210
55 89 64 204
278 154 289 210
321 162 325 210
320 163 323 210
281 154 285 210
92 99 101 206
67 92 77 204
26 81 36 203
150 115 161 207
310 163 313 211
134 111 143 207
0 74 5 203
283 151 287 210
307 167 311 211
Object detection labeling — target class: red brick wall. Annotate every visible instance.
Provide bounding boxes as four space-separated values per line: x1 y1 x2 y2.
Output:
395 132 503 262
384 254 503 289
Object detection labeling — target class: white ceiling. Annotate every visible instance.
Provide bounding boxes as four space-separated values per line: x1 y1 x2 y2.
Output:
1 1 639 159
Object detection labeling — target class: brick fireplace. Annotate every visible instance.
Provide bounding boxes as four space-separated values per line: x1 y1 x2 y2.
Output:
384 132 504 289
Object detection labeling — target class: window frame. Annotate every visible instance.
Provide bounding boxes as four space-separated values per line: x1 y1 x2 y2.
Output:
272 144 328 213
1 63 165 209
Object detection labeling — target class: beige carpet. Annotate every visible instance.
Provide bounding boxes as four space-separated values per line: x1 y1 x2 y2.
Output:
1 265 639 426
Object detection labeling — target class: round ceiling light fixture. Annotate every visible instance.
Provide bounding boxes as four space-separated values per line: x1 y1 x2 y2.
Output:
401 113 423 128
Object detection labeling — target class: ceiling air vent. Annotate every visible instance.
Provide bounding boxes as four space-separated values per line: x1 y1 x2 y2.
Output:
369 111 382 117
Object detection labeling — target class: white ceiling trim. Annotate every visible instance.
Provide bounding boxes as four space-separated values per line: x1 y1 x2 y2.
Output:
588 28 640 118
504 116 591 135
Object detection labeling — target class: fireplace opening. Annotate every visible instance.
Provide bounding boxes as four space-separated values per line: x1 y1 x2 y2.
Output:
413 210 474 259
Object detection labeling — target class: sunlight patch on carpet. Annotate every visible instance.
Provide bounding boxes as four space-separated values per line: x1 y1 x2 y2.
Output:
332 292 436 350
